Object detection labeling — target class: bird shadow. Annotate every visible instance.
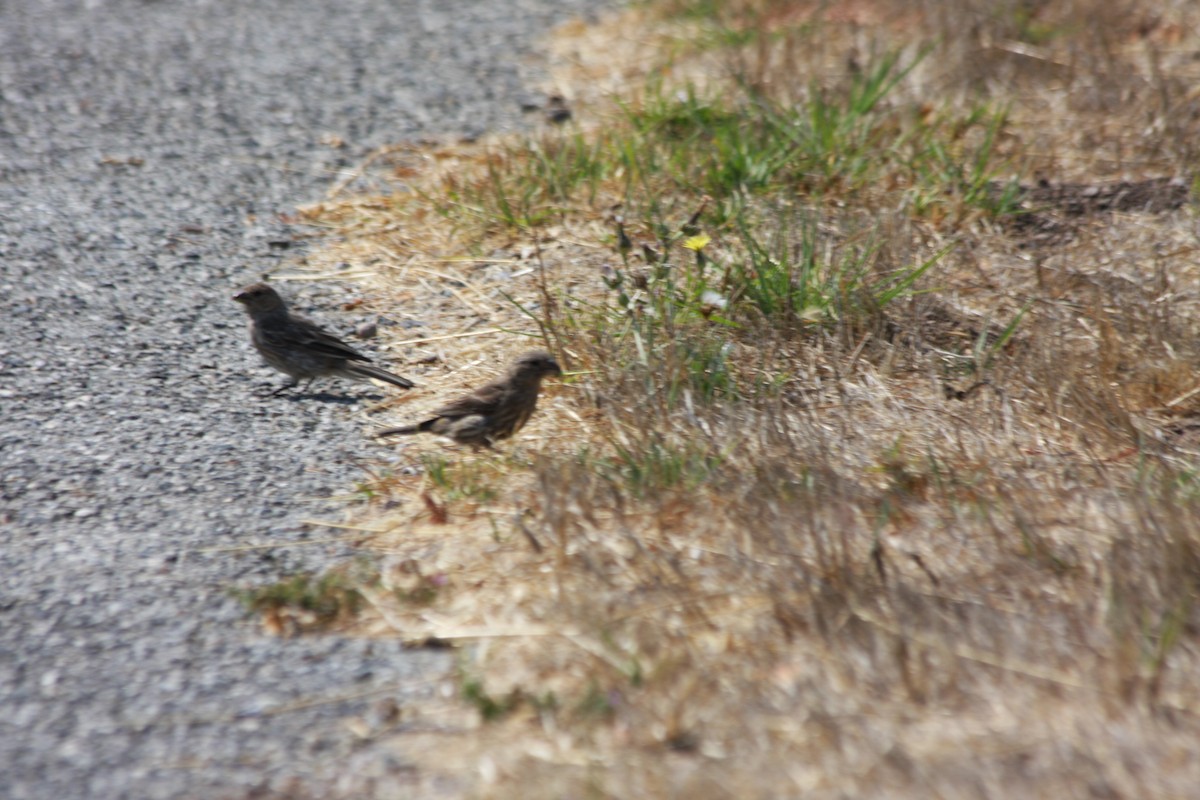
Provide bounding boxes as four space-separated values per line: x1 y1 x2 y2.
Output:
254 386 377 405
286 390 364 405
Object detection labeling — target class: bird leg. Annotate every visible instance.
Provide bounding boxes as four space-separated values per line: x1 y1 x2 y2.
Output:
266 378 301 397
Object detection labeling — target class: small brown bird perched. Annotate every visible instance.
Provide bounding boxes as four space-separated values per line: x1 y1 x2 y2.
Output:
233 282 415 395
373 350 562 448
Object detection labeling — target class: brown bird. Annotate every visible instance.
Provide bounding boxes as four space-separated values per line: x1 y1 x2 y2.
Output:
373 350 562 448
232 282 415 395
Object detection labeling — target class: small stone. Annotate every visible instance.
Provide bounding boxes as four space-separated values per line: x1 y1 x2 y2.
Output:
545 94 571 124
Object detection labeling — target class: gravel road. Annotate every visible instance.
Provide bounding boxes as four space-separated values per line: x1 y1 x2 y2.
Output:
0 2 600 797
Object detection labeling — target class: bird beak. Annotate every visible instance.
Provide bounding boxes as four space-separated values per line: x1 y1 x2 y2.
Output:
232 290 247 304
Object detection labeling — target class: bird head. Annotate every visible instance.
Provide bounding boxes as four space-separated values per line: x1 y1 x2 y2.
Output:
512 350 563 381
233 282 285 314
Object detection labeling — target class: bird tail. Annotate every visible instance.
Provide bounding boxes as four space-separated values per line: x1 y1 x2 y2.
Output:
373 419 436 438
347 363 415 389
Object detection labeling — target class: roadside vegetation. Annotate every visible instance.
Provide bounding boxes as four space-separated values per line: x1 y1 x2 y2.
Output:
245 1 1200 795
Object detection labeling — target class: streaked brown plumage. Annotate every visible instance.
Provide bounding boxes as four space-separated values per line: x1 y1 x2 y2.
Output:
232 282 415 395
373 350 562 448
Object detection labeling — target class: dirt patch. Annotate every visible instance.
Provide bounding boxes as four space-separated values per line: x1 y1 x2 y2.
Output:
998 176 1192 246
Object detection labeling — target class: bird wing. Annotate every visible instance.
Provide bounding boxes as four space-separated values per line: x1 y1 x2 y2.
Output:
290 316 372 363
430 379 508 419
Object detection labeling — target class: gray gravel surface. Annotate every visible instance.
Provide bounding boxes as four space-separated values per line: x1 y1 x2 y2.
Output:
0 1 602 797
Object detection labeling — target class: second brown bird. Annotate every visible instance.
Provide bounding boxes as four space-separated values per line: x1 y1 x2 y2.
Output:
373 350 562 448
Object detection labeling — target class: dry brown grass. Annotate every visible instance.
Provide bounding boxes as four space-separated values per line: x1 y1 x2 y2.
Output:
261 1 1200 796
